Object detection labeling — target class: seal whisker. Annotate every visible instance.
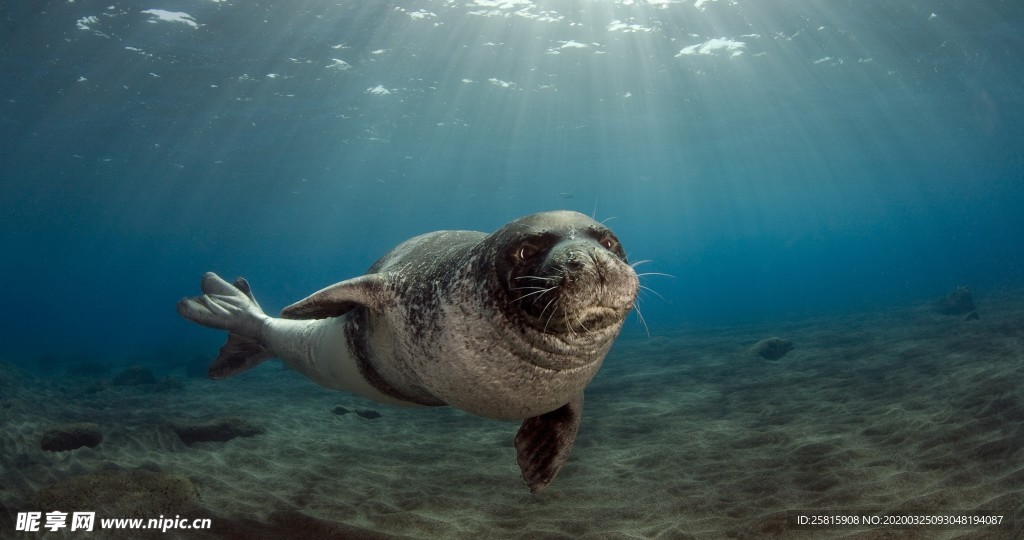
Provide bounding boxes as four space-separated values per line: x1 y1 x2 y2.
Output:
539 296 558 319
638 284 667 302
636 271 675 279
514 275 557 282
542 298 560 334
561 305 577 337
510 286 549 292
511 286 558 304
632 302 651 338
629 259 652 268
575 314 592 335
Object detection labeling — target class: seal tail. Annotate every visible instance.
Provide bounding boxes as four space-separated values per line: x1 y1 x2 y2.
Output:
177 272 273 379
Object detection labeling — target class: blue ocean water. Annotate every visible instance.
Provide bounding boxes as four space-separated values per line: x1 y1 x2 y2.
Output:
1 0 1022 364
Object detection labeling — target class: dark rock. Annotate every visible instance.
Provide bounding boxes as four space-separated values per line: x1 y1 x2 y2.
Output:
752 337 794 360
333 406 380 419
932 286 976 316
33 469 199 518
112 365 157 386
174 417 265 445
41 422 103 452
964 311 980 321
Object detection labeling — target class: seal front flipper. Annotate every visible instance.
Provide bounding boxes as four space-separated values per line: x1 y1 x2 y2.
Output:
514 393 584 493
281 274 389 319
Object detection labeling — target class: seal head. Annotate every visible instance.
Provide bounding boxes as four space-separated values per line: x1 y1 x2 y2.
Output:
484 211 638 370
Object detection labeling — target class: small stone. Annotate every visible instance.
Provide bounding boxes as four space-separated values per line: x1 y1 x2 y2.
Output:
932 286 976 316
355 410 382 420
41 422 103 452
332 405 351 415
752 337 794 360
174 417 265 445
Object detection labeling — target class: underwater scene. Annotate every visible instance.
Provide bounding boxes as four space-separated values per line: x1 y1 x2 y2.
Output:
2 0 1023 538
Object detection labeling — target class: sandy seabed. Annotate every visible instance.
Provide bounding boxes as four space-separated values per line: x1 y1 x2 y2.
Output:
2 291 1023 539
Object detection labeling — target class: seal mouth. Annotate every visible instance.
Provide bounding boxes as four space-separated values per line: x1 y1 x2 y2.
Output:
569 306 622 332
522 306 623 340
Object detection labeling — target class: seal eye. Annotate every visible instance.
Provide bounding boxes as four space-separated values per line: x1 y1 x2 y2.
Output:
599 237 617 250
518 244 539 261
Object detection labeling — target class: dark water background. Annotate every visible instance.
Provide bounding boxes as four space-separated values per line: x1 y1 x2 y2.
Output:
2 0 1022 363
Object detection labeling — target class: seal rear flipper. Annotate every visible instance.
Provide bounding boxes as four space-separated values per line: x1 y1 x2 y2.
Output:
281 274 389 319
178 273 274 378
514 394 584 493
208 333 272 379
177 273 268 337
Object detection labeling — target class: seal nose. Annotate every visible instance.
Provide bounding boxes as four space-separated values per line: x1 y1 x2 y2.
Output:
565 250 585 271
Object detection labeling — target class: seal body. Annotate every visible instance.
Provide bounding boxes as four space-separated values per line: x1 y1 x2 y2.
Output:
178 210 639 490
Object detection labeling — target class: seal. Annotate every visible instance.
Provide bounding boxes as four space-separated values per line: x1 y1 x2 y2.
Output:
177 210 639 491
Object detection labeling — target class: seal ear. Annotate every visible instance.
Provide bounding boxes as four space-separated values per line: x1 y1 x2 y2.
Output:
281 274 389 320
514 393 584 493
